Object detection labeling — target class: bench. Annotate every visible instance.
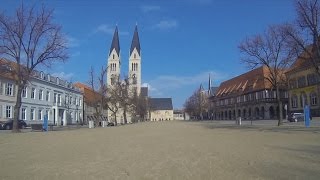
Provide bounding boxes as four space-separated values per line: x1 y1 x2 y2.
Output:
31 124 44 131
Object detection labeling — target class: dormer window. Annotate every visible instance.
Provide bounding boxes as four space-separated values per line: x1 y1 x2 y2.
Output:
134 53 136 59
57 78 60 85
113 54 115 59
40 72 44 79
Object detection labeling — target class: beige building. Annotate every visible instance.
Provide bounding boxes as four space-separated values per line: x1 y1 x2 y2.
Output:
285 55 320 117
149 98 173 121
74 82 108 125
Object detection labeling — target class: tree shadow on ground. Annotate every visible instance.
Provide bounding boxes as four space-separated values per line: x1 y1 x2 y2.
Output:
193 121 320 134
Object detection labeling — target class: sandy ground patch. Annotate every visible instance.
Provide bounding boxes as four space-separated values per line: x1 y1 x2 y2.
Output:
0 121 319 180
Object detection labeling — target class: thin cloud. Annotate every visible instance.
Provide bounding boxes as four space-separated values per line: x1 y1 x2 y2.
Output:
148 71 228 91
153 20 178 30
66 35 80 47
94 24 114 35
140 5 161 13
51 72 74 81
92 24 129 36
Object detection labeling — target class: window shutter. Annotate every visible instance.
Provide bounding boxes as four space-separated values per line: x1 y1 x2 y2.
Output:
13 84 16 96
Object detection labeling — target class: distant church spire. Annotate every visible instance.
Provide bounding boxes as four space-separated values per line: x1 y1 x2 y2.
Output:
109 26 120 56
130 25 141 56
208 73 212 95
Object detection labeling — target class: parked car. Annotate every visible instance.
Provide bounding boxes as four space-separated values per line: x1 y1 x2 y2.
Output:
288 113 304 122
0 120 27 130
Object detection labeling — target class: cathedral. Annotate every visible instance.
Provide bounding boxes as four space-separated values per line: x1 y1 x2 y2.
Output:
106 25 142 124
107 25 174 124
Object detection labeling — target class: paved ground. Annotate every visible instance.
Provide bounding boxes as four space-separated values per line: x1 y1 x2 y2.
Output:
0 120 320 180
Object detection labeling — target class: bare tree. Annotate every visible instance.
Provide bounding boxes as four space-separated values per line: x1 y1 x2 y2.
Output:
88 66 108 126
282 0 320 76
129 88 147 122
239 25 295 126
0 4 68 132
184 87 209 120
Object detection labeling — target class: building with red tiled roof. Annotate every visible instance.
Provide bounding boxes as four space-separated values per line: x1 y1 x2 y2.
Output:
74 82 108 125
209 66 288 120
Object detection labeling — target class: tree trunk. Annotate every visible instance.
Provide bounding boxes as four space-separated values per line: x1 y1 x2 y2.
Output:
12 83 23 133
123 106 127 124
276 86 283 126
113 112 117 126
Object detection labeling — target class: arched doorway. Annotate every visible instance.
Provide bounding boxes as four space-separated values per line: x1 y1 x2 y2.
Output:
248 108 252 120
269 106 275 119
233 110 236 120
261 106 265 119
243 109 247 119
238 109 241 118
255 107 260 119
229 110 232 120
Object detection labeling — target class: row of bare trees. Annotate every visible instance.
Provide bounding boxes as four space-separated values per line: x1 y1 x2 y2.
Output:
88 66 147 126
184 87 209 120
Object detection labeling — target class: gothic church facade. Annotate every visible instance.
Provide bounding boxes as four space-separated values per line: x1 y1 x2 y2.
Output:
106 25 142 124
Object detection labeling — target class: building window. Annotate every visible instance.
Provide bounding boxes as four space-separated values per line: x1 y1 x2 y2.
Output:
54 93 57 103
134 53 136 59
39 89 43 100
291 95 297 108
300 93 307 107
113 54 115 59
30 108 35 120
307 73 319 86
31 88 36 99
289 79 297 89
70 97 72 105
79 99 82 107
6 83 13 96
297 76 306 88
310 93 317 106
6 105 12 118
22 87 27 98
46 109 49 120
21 107 26 120
46 91 50 101
38 109 43 120
58 94 61 105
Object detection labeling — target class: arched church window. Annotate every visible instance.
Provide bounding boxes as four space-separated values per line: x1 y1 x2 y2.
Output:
134 53 136 59
113 54 115 59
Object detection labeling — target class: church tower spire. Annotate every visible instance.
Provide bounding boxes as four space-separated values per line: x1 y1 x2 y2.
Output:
129 24 141 95
107 26 121 87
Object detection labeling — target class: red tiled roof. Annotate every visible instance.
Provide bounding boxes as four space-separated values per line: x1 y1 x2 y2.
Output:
215 66 274 97
74 82 102 105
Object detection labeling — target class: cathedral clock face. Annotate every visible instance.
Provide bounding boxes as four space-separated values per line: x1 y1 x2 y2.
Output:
132 74 136 78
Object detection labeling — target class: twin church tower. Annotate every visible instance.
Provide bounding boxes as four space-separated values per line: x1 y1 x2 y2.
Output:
107 25 142 95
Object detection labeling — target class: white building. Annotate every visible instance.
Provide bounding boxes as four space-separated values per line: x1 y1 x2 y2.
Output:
0 59 83 126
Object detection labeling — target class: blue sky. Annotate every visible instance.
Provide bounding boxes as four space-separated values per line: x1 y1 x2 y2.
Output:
3 0 296 109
